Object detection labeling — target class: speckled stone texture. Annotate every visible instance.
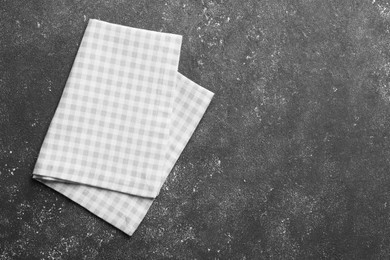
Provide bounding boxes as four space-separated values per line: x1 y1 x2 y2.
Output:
2 0 390 259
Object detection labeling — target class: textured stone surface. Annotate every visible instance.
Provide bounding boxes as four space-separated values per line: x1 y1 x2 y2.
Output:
2 0 390 259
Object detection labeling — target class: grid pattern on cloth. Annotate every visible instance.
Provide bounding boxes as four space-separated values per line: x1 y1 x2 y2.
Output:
35 73 214 235
33 19 183 198
32 19 214 236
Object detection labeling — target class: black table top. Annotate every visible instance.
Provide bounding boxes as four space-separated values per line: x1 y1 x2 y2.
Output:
2 0 390 259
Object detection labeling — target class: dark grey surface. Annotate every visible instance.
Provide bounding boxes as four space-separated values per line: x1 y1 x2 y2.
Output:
2 0 390 259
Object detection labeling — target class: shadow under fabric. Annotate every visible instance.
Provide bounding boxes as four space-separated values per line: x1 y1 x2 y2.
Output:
32 19 214 235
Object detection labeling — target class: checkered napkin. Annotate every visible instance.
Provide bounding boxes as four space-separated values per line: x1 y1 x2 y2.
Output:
33 19 214 235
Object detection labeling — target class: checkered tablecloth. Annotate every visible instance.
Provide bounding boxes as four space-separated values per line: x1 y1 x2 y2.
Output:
33 19 214 235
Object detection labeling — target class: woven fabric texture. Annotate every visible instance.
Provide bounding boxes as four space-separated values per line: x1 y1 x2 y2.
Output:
33 19 214 235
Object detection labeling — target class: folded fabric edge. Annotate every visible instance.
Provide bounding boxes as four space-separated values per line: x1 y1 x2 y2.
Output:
179 74 215 98
155 72 215 194
34 178 151 236
33 174 138 196
32 173 159 198
87 19 183 72
89 19 183 42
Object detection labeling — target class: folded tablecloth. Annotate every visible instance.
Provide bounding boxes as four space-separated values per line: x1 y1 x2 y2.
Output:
33 19 214 235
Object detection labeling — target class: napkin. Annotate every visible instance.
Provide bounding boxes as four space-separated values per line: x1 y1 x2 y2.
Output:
33 19 214 235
